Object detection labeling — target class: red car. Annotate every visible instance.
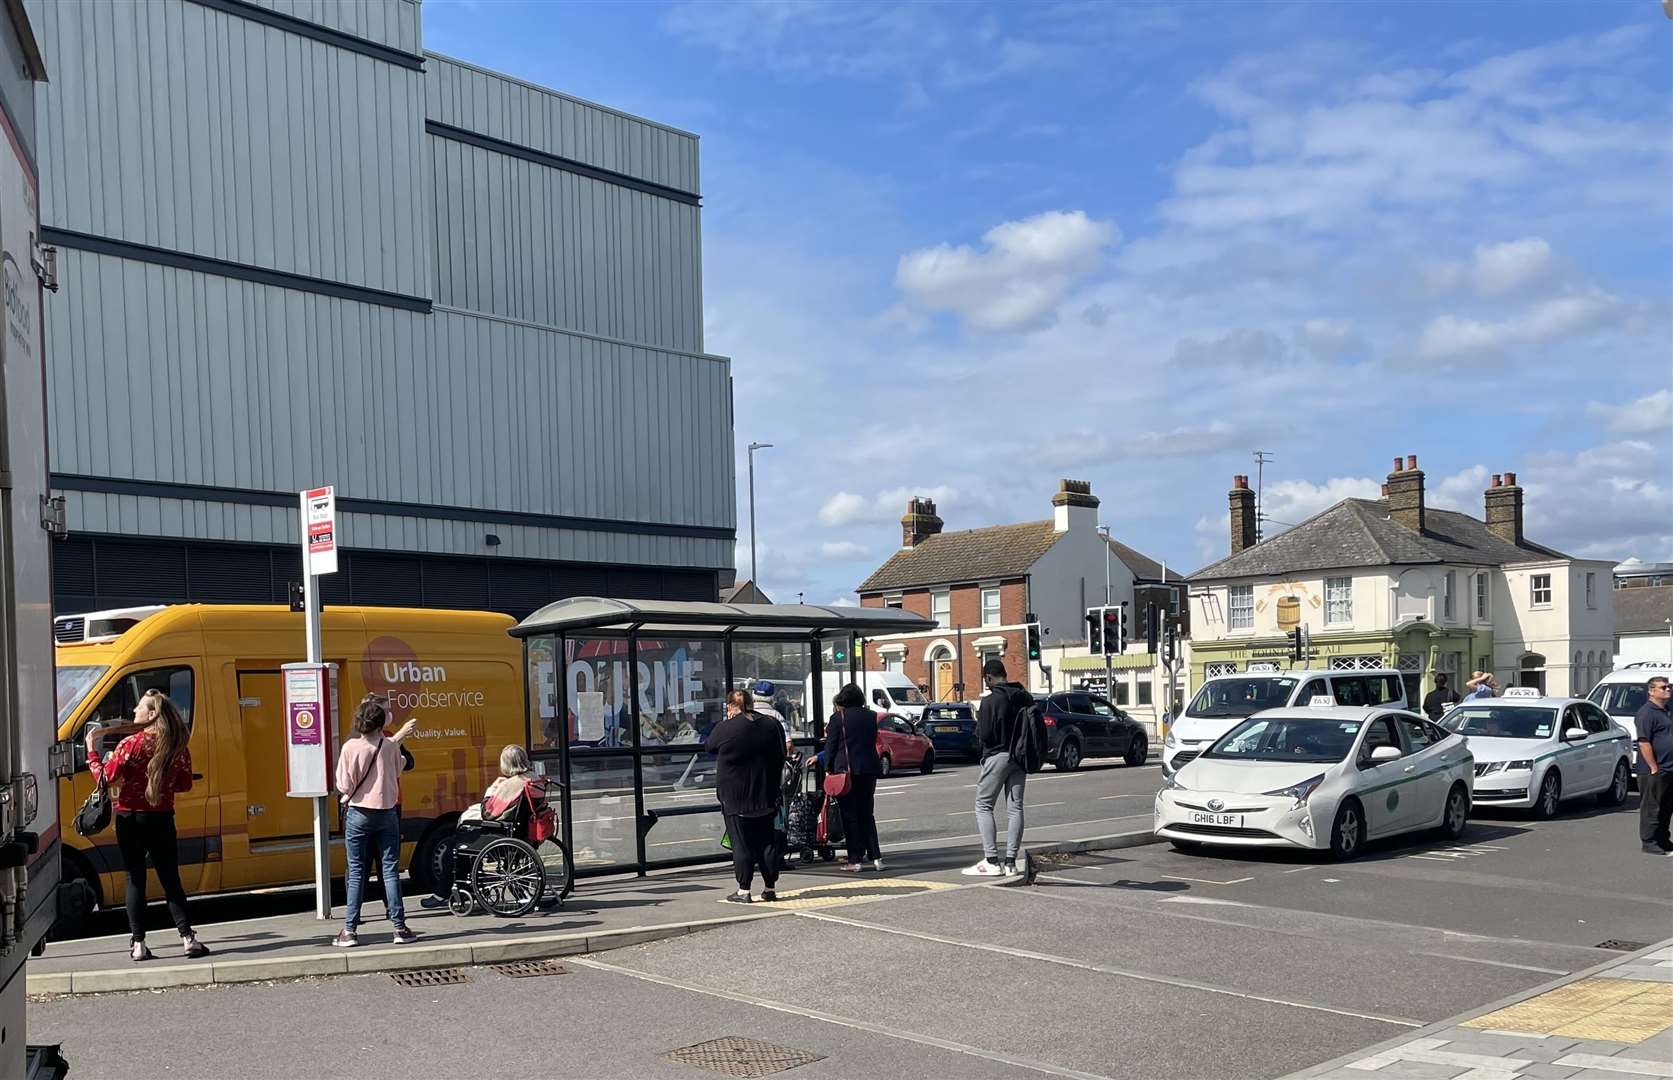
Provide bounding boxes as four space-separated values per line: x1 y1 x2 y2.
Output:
876 712 935 776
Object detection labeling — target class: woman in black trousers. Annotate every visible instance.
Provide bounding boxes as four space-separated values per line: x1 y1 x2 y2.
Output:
706 689 787 903
825 684 883 872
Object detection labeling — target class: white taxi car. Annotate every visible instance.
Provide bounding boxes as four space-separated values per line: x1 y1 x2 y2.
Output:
1440 688 1633 818
1155 701 1474 860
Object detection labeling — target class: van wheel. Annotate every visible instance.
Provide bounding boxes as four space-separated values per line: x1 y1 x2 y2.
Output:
410 818 458 895
52 853 100 937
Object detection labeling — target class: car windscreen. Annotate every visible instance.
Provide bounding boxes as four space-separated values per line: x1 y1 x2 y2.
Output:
1186 677 1299 719
889 685 927 705
923 706 971 721
1444 706 1555 740
1202 716 1364 763
56 665 108 729
1589 682 1647 718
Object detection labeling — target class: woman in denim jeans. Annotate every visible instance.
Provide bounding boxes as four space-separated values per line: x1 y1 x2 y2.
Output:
333 695 418 947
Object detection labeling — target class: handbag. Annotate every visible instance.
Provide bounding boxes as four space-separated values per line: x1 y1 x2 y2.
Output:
822 711 853 798
74 780 111 837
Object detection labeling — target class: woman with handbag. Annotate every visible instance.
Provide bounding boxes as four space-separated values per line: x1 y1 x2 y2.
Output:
706 689 787 903
84 689 207 962
333 694 419 947
823 683 883 873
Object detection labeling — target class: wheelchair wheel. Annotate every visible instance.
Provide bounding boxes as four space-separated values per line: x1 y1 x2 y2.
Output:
447 888 475 917
470 836 544 917
538 839 575 903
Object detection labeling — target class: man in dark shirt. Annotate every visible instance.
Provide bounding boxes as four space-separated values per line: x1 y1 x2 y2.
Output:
963 658 1027 878
1635 675 1673 856
1422 674 1461 721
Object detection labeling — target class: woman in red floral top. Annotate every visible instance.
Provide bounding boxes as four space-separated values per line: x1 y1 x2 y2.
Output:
86 689 209 961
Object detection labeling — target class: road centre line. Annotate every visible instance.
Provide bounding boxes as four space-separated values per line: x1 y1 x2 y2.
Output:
794 910 1422 1029
567 955 1116 1080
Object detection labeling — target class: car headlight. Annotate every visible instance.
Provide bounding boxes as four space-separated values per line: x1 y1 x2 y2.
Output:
1505 759 1533 772
1479 761 1505 775
1164 728 1179 749
1162 772 1188 791
1263 774 1326 805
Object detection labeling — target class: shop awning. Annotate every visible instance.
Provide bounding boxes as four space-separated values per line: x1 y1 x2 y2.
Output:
1059 653 1157 672
510 596 937 639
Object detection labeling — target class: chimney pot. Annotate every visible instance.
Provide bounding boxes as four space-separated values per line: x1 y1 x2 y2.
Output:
1391 456 1401 472
1380 483 1389 497
1406 454 1417 470
1504 471 1516 486
1491 474 1502 488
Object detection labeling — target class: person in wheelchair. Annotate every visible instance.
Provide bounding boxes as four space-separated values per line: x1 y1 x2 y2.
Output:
445 745 568 918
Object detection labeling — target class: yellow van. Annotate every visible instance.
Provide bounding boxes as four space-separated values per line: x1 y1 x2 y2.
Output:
52 605 523 926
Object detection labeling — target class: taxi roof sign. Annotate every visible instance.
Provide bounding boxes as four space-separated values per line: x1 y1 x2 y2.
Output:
1308 695 1335 707
1502 686 1541 699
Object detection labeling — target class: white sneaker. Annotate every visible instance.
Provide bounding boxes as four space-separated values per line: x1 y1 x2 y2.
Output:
1002 862 1019 877
960 859 1003 877
872 858 885 872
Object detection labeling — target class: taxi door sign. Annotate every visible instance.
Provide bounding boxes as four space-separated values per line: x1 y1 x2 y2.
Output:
302 485 338 576
282 662 338 797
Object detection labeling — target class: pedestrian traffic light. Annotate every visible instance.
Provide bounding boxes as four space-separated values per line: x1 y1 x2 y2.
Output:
832 636 849 665
1026 621 1042 661
1162 621 1177 667
1288 627 1303 663
1086 608 1102 653
1145 603 1159 655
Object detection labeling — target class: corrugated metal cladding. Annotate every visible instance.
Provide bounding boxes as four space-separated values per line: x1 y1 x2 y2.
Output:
46 250 735 556
426 53 700 195
249 0 422 55
28 0 429 297
430 137 704 353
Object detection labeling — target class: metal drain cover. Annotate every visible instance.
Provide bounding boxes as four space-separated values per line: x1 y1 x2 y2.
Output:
1596 939 1651 952
490 959 569 978
390 967 469 987
663 1037 823 1077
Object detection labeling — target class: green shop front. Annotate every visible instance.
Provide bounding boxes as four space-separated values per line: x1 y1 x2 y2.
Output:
1189 622 1492 705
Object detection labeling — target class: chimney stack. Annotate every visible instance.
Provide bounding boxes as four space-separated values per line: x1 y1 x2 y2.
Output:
1386 452 1425 533
900 496 943 550
1485 472 1525 546
1052 479 1100 533
1229 475 1257 554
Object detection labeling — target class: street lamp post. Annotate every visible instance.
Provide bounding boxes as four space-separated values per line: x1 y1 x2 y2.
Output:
747 442 772 593
1097 524 1112 698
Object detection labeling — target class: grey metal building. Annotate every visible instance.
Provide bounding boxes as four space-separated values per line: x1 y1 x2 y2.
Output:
30 0 734 618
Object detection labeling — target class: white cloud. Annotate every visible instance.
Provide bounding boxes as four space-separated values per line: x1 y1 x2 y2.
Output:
1298 317 1361 361
1584 390 1673 435
1260 477 1383 531
1416 290 1621 361
1516 440 1671 562
820 540 871 560
895 210 1118 331
818 485 960 527
1470 237 1554 296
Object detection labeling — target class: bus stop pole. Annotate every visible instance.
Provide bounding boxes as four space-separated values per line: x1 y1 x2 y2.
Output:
305 567 331 920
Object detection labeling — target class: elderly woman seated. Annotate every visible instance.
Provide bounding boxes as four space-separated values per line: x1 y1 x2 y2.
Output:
420 745 551 908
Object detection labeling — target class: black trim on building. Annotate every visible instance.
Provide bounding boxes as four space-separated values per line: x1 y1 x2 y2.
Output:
425 121 702 207
51 534 721 620
186 0 426 71
52 474 736 542
41 228 434 314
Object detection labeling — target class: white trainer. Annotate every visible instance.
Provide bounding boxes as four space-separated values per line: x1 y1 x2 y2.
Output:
960 859 1004 877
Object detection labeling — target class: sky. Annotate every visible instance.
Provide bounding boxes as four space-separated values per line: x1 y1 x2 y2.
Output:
425 1 1673 605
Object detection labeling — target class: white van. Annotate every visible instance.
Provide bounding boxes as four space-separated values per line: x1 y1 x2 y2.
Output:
1162 667 1407 775
1588 661 1672 768
805 670 929 723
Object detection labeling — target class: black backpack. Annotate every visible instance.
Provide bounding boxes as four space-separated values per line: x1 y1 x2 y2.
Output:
1008 688 1048 774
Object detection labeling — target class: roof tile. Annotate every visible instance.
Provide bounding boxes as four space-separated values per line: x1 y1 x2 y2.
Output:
858 521 1062 592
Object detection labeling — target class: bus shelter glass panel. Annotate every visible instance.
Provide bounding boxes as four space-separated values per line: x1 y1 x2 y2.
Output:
565 754 639 873
732 639 814 744
563 634 635 749
632 635 726 748
641 749 727 860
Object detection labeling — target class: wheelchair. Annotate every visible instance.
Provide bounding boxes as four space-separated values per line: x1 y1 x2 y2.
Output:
447 777 574 918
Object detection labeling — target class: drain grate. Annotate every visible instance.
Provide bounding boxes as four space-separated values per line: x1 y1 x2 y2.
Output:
663 1037 823 1077
489 959 569 979
1595 939 1651 952
390 967 470 987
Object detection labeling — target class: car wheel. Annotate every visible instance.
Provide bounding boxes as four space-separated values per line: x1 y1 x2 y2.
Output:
1534 770 1561 819
1057 738 1081 771
879 753 893 778
1330 799 1365 861
1599 760 1629 807
1124 734 1148 767
1439 783 1470 839
919 750 935 775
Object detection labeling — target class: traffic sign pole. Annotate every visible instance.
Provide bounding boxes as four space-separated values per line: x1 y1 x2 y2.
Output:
298 487 338 920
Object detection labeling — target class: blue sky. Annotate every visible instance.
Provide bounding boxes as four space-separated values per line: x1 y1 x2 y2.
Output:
425 1 1672 604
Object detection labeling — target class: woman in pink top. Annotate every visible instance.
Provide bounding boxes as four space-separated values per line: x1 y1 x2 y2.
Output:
333 695 418 948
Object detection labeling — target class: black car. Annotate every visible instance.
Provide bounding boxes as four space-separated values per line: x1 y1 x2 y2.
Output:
1035 692 1149 770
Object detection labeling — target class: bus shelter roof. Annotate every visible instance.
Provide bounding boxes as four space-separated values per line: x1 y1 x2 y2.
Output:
509 596 936 639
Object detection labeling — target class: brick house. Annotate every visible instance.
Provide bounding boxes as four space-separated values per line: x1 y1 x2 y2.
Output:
855 480 1183 701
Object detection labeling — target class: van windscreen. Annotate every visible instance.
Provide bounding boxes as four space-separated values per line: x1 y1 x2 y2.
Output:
889 685 927 705
56 665 108 728
1187 677 1298 719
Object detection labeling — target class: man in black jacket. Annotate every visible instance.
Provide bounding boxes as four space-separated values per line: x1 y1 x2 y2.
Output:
962 658 1027 878
1421 674 1461 721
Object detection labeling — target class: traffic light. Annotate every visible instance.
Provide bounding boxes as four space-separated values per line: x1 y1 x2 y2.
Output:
832 636 849 666
1162 621 1177 666
1086 608 1102 653
1101 607 1119 655
1288 627 1303 663
1026 621 1042 661
288 581 305 613
1145 603 1159 655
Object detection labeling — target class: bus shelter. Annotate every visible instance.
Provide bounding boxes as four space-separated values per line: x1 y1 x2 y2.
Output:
510 597 934 879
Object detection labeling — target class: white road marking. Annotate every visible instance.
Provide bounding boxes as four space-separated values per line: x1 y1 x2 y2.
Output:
650 838 717 847
1552 1053 1673 1077
567 955 1118 1080
1410 951 1568 975
876 818 910 824
1281 866 1316 874
1159 896 1251 907
1098 793 1149 800
1160 874 1255 886
794 910 1422 1029
1033 802 1065 808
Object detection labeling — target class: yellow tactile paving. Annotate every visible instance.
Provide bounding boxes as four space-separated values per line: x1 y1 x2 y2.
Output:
1462 978 1673 1042
723 878 956 911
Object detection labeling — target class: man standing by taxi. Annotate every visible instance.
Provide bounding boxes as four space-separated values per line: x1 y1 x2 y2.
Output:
1636 675 1673 856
